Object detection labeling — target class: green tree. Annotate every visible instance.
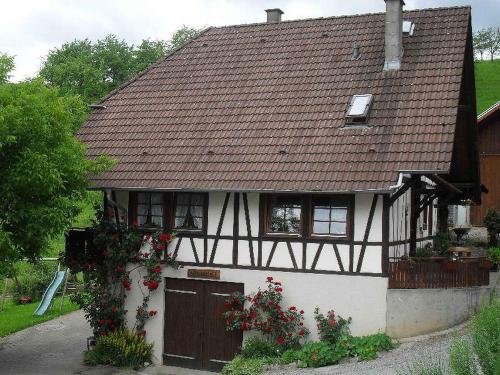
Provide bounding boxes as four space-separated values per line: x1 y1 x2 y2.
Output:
473 29 489 61
39 27 200 104
0 79 110 267
0 53 15 84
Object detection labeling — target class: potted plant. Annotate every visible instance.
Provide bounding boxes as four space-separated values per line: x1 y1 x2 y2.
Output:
486 247 500 271
398 255 414 271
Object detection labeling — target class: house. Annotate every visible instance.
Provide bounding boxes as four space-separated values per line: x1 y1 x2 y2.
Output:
470 101 500 225
76 1 483 370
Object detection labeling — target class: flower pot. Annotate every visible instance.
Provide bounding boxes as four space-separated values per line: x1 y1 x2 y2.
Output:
443 260 459 272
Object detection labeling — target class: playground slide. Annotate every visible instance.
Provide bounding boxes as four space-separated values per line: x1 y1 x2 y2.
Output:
34 270 66 316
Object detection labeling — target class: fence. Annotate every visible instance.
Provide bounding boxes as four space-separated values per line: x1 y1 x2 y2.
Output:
388 257 490 289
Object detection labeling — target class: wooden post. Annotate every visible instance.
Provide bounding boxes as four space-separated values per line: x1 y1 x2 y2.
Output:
381 194 390 274
59 269 69 312
1 278 8 311
409 176 422 256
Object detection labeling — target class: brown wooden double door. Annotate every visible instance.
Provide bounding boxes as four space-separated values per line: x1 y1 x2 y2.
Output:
163 278 244 371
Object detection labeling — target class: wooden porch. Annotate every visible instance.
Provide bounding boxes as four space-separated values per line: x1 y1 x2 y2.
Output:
388 257 491 289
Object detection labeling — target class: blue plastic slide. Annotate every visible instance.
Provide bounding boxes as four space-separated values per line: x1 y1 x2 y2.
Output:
34 270 66 316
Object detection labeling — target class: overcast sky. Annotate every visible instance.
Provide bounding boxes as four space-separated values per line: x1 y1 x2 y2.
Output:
2 0 498 81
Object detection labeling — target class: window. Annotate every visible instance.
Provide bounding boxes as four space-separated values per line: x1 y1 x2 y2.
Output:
136 192 165 227
345 94 373 124
174 193 205 231
267 195 302 234
311 196 350 237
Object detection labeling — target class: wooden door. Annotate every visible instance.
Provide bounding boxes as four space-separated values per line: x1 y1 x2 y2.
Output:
471 155 500 225
163 278 244 371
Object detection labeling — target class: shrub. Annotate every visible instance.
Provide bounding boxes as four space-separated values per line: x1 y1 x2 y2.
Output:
415 247 433 258
314 307 351 346
220 356 271 375
470 297 500 375
433 232 450 255
84 329 153 370
346 333 396 360
486 247 500 265
280 348 300 364
240 337 279 359
13 261 55 302
449 337 478 375
484 208 500 246
223 277 309 349
295 341 348 368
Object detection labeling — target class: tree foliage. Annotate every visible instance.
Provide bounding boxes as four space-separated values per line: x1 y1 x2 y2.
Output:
473 27 500 61
39 27 200 104
0 79 111 266
0 53 15 84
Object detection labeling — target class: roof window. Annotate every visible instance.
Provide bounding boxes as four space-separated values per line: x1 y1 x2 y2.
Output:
345 94 373 124
402 21 415 36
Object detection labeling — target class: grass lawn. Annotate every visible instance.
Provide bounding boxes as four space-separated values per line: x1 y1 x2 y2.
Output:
475 59 500 114
0 296 79 337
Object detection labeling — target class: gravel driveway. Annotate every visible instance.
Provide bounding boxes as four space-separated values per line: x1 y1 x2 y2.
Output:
265 327 466 375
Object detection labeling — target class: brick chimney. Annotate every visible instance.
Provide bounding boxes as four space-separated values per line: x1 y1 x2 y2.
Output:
266 8 284 23
384 0 404 70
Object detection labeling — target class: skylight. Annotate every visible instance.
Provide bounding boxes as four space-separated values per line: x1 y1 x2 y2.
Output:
402 21 415 36
346 94 373 124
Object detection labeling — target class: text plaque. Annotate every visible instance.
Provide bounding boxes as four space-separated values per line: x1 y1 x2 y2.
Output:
187 268 220 280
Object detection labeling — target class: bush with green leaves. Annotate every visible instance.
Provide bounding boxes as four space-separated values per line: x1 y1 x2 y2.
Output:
484 208 500 246
84 329 153 370
433 232 450 255
314 307 351 346
240 337 279 359
13 261 56 302
470 297 500 375
220 356 276 375
486 247 500 265
295 341 349 368
449 337 478 375
346 333 396 360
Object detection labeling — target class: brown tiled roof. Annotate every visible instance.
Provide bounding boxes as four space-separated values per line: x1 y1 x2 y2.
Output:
78 6 471 192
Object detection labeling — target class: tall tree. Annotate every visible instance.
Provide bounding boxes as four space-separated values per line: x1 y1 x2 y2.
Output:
0 79 110 267
473 29 489 61
0 53 15 84
39 27 200 104
483 27 500 61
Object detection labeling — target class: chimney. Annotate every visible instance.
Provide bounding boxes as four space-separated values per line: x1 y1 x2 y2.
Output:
384 0 404 71
265 8 284 23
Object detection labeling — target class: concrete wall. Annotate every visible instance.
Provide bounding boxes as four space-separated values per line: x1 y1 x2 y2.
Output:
124 265 389 364
386 271 499 338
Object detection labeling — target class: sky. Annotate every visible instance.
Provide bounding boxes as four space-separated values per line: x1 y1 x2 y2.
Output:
2 0 499 81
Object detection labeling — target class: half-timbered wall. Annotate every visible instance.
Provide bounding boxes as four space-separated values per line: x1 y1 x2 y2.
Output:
114 191 386 275
388 181 437 259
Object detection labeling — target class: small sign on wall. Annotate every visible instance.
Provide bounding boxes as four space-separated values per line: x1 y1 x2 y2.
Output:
187 268 220 280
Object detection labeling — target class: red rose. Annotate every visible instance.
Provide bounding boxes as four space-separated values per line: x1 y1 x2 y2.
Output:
287 333 292 337
289 306 296 311
111 306 117 314
300 310 304 314
328 320 336 326
266 276 273 282
148 280 159 290
159 233 171 242
143 280 149 286
299 330 305 336
143 252 149 258
148 310 157 317
276 287 283 293
153 266 161 273
158 244 166 251
276 337 285 345
123 279 131 291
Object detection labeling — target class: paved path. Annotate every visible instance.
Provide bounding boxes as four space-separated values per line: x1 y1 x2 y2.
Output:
0 308 471 375
0 310 120 375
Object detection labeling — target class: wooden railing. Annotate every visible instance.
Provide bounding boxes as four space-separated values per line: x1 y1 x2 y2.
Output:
388 257 491 289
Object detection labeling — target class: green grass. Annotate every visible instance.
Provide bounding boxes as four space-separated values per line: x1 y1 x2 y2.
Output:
0 296 79 337
475 59 500 114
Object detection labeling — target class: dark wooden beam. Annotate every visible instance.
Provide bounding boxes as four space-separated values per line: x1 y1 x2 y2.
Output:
388 176 418 206
381 194 390 274
426 174 462 194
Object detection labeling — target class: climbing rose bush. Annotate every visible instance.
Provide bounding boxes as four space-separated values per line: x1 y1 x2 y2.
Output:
223 277 309 349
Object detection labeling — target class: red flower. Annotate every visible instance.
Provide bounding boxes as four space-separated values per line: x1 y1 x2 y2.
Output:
266 276 273 282
148 310 157 317
276 287 283 293
153 266 161 273
300 310 304 314
143 252 149 258
143 280 149 286
148 280 159 290
289 306 296 311
299 329 305 336
111 306 117 314
158 244 166 251
98 319 105 325
328 320 336 326
159 233 171 242
287 332 292 337
123 279 131 291
276 337 285 345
